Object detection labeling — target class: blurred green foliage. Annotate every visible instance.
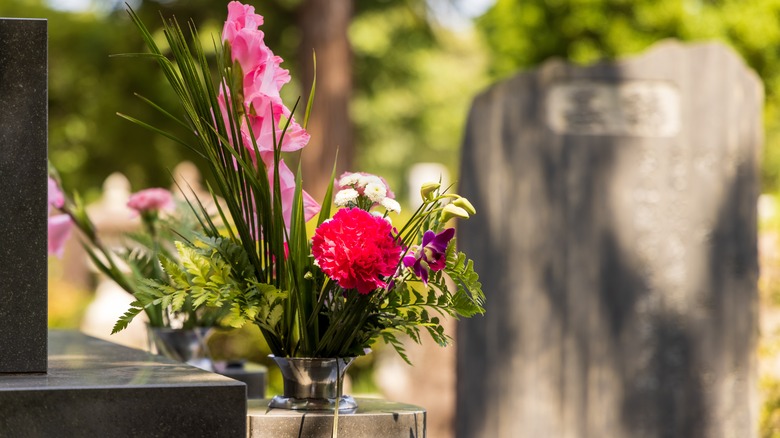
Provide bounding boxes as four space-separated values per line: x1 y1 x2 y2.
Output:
2 0 485 206
351 5 488 196
478 0 780 193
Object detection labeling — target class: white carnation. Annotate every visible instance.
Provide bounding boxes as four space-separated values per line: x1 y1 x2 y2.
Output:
381 198 401 214
338 173 361 187
358 174 383 188
334 188 359 206
364 182 387 203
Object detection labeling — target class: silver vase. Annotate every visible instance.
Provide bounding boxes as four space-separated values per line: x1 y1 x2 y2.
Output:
269 356 357 411
146 326 214 372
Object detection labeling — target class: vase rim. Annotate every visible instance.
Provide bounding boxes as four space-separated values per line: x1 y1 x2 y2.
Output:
146 325 212 333
269 355 355 361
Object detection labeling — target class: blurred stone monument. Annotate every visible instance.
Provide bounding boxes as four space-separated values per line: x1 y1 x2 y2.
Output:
457 41 761 437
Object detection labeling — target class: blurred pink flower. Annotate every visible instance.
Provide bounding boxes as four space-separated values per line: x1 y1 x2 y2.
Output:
127 188 175 213
48 176 64 213
48 214 73 258
47 177 72 257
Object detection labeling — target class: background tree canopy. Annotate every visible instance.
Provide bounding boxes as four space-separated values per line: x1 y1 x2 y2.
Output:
5 0 780 197
1 0 486 206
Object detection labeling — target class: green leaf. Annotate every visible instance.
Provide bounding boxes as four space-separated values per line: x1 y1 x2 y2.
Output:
112 305 143 335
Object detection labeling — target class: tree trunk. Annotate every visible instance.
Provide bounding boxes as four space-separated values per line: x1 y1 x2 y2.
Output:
298 0 354 202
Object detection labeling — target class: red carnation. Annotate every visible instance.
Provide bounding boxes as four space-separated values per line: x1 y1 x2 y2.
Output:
312 208 402 294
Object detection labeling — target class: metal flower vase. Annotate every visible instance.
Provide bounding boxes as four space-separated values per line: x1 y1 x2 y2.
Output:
146 326 214 372
269 356 357 411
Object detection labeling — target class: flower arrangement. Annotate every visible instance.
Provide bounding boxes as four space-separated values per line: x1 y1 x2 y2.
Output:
47 175 225 329
111 1 484 363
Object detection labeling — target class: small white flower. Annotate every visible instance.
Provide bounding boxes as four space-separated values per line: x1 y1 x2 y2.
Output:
364 182 387 203
334 188 359 206
381 198 401 214
358 174 383 188
338 173 361 187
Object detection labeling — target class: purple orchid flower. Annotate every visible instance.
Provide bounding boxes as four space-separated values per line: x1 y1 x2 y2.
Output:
403 228 455 285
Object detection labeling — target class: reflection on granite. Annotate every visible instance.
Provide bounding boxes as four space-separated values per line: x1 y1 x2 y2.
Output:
215 361 267 399
0 331 246 437
247 398 426 438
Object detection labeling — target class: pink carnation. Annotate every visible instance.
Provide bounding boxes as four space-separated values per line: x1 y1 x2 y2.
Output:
127 188 174 213
312 208 402 294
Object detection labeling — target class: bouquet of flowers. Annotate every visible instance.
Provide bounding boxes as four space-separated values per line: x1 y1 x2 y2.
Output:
47 176 226 330
113 1 485 364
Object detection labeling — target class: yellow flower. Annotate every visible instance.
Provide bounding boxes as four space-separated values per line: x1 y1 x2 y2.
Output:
453 197 476 215
440 204 470 222
420 182 441 202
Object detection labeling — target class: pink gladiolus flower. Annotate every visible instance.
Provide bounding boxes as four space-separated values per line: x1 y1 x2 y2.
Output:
312 208 402 294
219 1 309 157
222 1 264 43
240 93 309 156
48 214 73 258
127 188 175 213
217 2 318 235
265 155 320 228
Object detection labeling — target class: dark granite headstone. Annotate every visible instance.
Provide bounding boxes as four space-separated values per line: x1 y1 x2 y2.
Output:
0 18 48 373
457 41 761 437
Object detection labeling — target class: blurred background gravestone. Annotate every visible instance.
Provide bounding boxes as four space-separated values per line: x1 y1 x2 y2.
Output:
0 18 48 373
457 40 762 437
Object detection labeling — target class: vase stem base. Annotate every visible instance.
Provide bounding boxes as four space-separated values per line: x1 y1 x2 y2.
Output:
268 395 358 412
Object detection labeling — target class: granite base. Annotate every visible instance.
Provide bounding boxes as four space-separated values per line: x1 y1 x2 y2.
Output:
0 330 246 437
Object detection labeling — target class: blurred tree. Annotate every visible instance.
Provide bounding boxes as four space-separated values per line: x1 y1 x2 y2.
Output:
298 0 353 201
350 2 488 196
477 0 780 193
2 0 485 204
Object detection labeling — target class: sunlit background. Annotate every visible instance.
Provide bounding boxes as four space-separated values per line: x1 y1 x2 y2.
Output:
5 0 780 435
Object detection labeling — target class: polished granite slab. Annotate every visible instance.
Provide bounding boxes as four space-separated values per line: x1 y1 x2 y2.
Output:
0 18 48 373
247 398 426 438
0 330 246 437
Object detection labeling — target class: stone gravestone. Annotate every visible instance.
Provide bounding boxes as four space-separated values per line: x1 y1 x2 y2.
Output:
0 18 48 373
457 41 761 437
